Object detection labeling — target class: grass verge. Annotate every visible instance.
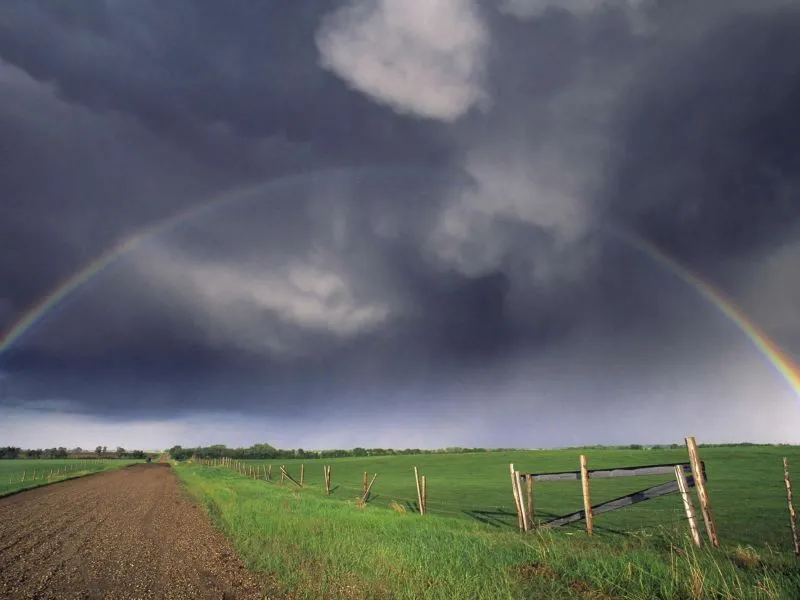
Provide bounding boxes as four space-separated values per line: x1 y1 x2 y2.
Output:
176 464 800 599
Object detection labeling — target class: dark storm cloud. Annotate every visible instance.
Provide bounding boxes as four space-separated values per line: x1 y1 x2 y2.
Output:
0 0 446 164
1 0 799 431
603 2 800 270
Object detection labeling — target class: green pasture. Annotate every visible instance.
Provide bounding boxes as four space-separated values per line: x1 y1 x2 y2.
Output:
221 446 800 548
177 445 800 599
0 458 142 497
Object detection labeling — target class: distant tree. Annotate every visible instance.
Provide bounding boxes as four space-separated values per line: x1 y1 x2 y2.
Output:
0 446 21 459
116 446 126 458
95 446 103 456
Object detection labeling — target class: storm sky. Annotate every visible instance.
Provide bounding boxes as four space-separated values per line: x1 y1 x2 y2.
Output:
1 0 800 450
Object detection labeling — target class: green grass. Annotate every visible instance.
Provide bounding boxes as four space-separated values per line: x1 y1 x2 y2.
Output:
176 446 800 599
0 459 143 497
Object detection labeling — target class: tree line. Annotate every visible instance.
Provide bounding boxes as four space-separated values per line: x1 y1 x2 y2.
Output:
168 443 513 461
0 446 148 459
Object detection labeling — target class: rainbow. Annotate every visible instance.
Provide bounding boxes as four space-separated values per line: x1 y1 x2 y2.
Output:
621 231 800 398
0 187 244 355
0 164 446 356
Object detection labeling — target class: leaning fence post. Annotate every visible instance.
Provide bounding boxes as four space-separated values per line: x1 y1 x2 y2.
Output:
580 455 593 536
362 473 378 503
675 465 701 547
515 470 528 532
783 457 800 557
686 436 719 546
414 466 424 515
509 463 523 532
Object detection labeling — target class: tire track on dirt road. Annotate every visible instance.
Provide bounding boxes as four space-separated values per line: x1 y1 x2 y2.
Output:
0 463 275 599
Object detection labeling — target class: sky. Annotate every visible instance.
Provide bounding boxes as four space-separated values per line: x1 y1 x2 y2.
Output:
1 0 799 451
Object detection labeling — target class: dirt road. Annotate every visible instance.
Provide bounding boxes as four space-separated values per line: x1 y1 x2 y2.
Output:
0 464 271 599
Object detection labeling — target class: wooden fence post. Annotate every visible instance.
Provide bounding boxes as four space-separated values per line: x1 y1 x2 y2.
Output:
362 473 378 503
325 465 331 495
362 472 368 497
527 475 535 530
509 463 523 532
674 465 701 547
268 465 272 481
414 467 424 515
300 464 305 487
783 457 800 557
580 455 593 536
421 475 427 516
686 437 719 546
515 470 529 532
280 465 303 487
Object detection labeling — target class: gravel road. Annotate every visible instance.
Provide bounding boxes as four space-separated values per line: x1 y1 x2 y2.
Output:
0 463 272 599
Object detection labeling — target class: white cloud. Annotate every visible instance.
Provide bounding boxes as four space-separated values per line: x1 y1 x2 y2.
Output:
316 0 488 121
423 66 617 283
137 245 391 355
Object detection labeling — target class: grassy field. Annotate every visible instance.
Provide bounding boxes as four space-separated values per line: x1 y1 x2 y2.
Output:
176 445 800 599
0 459 143 497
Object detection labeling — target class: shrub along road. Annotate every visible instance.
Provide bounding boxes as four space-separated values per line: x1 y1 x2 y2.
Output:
0 463 272 599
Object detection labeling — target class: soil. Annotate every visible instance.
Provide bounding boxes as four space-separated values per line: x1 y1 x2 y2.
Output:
0 463 275 599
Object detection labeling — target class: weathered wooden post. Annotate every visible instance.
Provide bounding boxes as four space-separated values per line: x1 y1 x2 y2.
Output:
783 457 800 557
527 476 535 530
421 475 427 515
362 473 378 503
281 466 302 487
509 463 523 532
674 465 701 547
414 466 424 515
580 455 593 536
685 437 718 546
515 470 528 532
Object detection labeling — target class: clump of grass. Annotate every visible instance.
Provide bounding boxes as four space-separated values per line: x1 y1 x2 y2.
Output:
731 545 763 570
389 501 408 515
